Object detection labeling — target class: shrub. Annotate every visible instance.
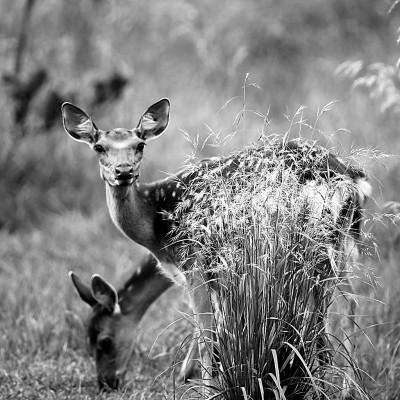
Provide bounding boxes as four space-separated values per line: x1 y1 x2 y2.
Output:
170 137 367 399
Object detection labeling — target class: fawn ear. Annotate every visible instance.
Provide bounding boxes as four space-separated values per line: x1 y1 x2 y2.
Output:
69 271 97 308
62 102 96 144
91 274 119 313
136 98 170 141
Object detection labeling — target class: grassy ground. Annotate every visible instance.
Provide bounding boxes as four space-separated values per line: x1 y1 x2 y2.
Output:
0 211 196 399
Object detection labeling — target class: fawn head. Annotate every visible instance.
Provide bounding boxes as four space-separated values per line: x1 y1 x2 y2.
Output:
61 99 170 186
69 272 136 391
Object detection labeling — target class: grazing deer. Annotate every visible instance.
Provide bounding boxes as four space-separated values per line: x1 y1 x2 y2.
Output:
62 99 370 397
69 253 201 391
69 253 177 390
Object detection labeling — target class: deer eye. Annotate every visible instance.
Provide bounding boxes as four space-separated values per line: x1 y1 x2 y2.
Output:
136 142 145 152
93 144 106 153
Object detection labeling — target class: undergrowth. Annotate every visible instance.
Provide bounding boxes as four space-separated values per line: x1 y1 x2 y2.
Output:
169 134 371 399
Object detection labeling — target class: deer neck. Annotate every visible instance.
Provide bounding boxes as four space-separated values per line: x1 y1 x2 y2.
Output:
117 255 173 321
105 180 177 263
105 182 156 246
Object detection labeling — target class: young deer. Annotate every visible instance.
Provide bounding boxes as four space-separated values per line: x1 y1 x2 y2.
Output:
62 99 370 397
69 253 182 390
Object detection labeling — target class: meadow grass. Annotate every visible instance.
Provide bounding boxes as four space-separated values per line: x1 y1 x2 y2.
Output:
0 210 194 399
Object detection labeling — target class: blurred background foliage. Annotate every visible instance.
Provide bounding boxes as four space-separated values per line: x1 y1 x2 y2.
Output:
0 0 399 231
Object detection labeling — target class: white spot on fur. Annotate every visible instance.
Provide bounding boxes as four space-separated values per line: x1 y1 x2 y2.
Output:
111 139 137 150
299 180 343 223
356 178 372 205
113 303 121 315
172 191 176 198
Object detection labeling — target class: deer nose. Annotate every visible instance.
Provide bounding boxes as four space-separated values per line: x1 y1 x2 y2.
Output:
98 376 119 391
115 165 134 178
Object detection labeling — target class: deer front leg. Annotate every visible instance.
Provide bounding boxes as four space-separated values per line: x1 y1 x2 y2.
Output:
187 270 215 394
338 284 357 400
178 335 200 382
328 278 357 400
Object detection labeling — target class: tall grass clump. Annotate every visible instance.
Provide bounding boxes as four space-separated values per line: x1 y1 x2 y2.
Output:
170 137 368 399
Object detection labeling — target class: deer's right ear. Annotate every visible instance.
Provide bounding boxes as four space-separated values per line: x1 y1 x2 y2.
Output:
69 271 97 308
61 102 96 144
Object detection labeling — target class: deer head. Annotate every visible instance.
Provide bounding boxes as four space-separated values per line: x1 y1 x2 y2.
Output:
61 99 170 186
69 272 136 391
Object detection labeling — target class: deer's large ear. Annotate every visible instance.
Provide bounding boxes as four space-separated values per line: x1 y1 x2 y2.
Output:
136 98 170 141
61 102 96 144
91 274 119 313
69 271 97 308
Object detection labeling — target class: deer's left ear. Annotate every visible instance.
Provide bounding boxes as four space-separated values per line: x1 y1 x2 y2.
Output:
136 98 170 141
91 274 120 314
69 271 97 308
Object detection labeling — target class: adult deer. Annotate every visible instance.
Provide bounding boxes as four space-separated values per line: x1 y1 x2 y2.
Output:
62 99 370 397
62 99 185 282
